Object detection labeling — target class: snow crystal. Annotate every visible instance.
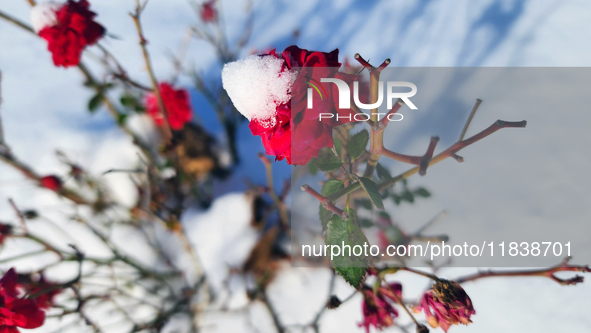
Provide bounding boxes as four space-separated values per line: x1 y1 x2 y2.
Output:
30 2 62 33
221 55 291 128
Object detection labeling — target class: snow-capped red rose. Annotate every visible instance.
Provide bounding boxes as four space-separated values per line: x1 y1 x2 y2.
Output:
145 83 193 131
222 45 358 165
31 0 105 68
285 46 358 165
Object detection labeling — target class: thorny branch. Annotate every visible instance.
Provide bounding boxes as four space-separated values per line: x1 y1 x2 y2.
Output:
456 257 591 286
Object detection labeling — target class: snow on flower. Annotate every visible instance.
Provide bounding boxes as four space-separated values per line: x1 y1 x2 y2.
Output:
30 0 105 68
0 268 46 332
30 2 62 33
222 46 358 165
221 53 291 128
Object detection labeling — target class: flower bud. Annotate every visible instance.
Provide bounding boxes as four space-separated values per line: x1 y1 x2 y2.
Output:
40 175 62 192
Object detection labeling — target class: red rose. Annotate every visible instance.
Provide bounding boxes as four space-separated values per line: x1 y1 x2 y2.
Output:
240 46 357 165
32 0 105 68
0 268 46 332
146 83 193 131
200 0 217 23
40 175 62 192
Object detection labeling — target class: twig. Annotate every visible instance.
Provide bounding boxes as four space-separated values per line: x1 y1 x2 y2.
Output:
130 1 173 143
456 257 590 285
8 198 28 232
258 153 289 228
260 290 286 333
0 249 46 264
0 71 5 148
459 99 482 141
301 184 348 219
0 150 90 205
327 119 527 202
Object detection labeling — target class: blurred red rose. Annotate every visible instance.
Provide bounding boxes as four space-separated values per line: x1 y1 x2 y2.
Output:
32 0 105 68
40 175 62 192
0 268 46 332
200 0 217 23
146 83 193 131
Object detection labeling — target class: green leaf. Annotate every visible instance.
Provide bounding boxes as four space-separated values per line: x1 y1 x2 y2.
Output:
325 209 369 288
321 179 344 197
355 198 373 210
378 211 391 220
376 163 393 180
316 148 341 172
88 93 104 113
383 225 407 245
357 177 384 209
120 95 135 107
318 180 343 229
414 187 431 198
347 130 369 159
121 94 145 113
392 194 402 205
319 205 332 229
359 218 374 228
308 158 318 176
334 137 342 157
117 113 128 125
401 190 415 203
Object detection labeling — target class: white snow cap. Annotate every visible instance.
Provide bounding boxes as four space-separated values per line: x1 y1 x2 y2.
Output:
30 2 63 33
222 55 291 128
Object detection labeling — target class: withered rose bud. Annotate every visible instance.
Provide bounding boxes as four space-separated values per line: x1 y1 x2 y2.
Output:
414 279 475 332
358 283 402 333
326 295 341 309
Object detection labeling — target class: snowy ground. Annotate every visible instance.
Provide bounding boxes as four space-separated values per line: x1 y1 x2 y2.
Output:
1 0 591 332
